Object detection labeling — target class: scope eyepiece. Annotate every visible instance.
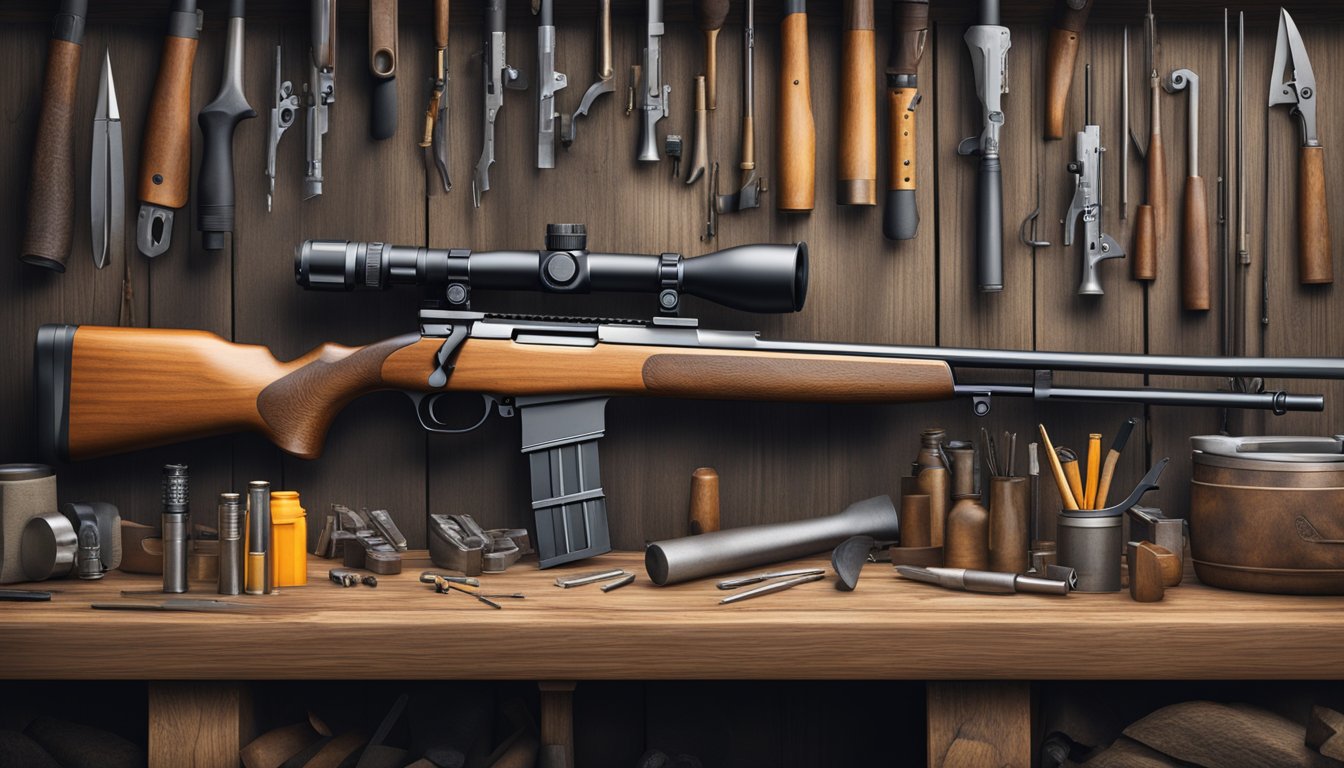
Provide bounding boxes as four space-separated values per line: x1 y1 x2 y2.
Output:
296 225 808 314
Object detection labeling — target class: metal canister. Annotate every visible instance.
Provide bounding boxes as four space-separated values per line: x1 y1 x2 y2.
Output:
161 464 190 593
1057 512 1122 592
246 481 272 595
218 493 243 595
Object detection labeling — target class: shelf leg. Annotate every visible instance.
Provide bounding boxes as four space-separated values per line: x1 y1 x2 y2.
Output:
538 680 577 768
148 681 253 768
926 681 1031 768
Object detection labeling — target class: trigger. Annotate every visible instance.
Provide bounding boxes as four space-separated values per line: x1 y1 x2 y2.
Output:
428 324 469 388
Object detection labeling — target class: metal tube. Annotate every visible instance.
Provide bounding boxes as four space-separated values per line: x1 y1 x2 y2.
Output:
246 481 270 595
218 492 243 595
161 464 189 594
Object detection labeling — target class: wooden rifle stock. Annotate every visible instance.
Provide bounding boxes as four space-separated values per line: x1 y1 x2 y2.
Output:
777 2 815 213
838 0 877 206
41 326 955 462
1043 0 1092 140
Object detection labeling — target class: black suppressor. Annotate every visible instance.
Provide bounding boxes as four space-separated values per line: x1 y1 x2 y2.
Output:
296 223 808 314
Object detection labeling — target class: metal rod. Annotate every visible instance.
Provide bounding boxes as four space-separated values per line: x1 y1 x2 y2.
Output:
1121 27 1128 220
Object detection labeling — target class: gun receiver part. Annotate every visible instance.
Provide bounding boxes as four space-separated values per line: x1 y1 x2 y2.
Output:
1065 65 1124 295
297 224 809 316
1044 0 1092 140
884 0 927 240
957 0 1010 293
21 0 87 272
197 0 256 252
534 0 566 168
368 0 398 140
636 0 670 163
422 0 451 195
1130 0 1164 281
696 0 729 109
1270 8 1331 285
304 0 335 200
474 0 527 207
1164 67 1211 310
92 49 124 272
716 0 765 213
561 0 612 148
267 44 299 212
686 76 709 184
777 1 815 214
839 0 876 206
136 0 201 259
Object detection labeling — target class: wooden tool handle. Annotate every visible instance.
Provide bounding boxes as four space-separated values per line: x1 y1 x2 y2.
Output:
370 0 398 77
838 0 877 205
689 467 721 534
1133 204 1157 281
20 38 82 272
434 0 449 49
1181 175 1211 310
1083 433 1101 510
138 35 199 208
884 86 919 239
1062 458 1085 509
776 10 815 213
1037 425 1079 511
1147 128 1167 247
1043 28 1080 140
705 27 720 110
1095 448 1120 509
1298 145 1333 284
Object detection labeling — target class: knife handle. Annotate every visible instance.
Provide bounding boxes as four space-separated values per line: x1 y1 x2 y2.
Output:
434 0 449 49
776 7 814 213
1298 145 1333 284
139 13 199 209
197 2 255 251
1180 175 1211 310
1043 0 1091 140
838 0 876 206
884 86 918 240
1133 204 1156 280
21 4 86 272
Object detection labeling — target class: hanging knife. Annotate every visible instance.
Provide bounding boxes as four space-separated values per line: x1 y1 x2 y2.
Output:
267 44 299 212
137 0 200 259
561 0 613 148
535 0 567 168
92 50 124 271
422 0 451 194
21 0 87 272
1269 8 1332 285
305 0 336 200
197 0 256 252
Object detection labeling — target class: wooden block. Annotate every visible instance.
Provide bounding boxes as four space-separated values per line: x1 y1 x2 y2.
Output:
1128 542 1165 603
1306 705 1344 761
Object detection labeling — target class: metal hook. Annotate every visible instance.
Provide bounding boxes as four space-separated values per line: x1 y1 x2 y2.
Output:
1019 173 1051 248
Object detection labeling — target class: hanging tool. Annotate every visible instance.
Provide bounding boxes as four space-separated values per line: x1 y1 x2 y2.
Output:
534 0 566 168
473 0 527 207
266 44 299 212
1020 173 1051 248
92 50 124 271
422 0 451 194
368 0 398 140
1044 0 1092 140
561 0 612 148
136 0 201 258
1269 8 1332 285
1164 67 1210 310
1095 417 1135 509
777 0 814 213
21 0 88 272
1065 64 1125 295
1121 28 1128 221
1219 11 1231 357
635 0 670 163
304 0 335 200
686 75 709 184
957 0 1011 293
197 0 256 252
1236 12 1252 358
703 161 719 240
696 0 729 110
716 0 765 213
1129 0 1164 282
884 0 928 240
839 0 877 206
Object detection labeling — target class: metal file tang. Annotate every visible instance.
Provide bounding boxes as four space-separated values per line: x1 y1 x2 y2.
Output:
92 50 123 271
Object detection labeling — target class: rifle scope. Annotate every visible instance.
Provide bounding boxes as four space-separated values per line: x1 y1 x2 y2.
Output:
296 224 808 314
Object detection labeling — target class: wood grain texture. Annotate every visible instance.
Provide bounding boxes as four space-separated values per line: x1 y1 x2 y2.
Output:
149 681 248 768
889 86 917 191
837 22 877 205
775 10 814 213
0 551 1340 680
1298 145 1333 284
138 35 198 207
927 682 1030 768
1181 175 1212 310
20 37 81 271
1043 28 1079 141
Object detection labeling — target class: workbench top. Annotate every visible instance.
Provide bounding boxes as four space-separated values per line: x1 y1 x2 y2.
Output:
2 552 1340 681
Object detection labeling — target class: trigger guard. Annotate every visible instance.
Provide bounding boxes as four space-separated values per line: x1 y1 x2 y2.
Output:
410 393 502 434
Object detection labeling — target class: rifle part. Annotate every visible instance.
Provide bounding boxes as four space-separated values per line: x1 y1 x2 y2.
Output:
21 0 87 272
957 0 1011 293
777 0 815 213
716 0 765 213
884 0 927 240
473 0 526 207
1269 8 1332 284
534 0 566 168
1043 0 1092 140
136 0 200 258
92 49 124 272
696 0 729 110
1164 67 1211 310
1131 0 1164 281
305 0 336 199
636 0 670 163
423 0 451 194
368 0 398 140
1065 64 1124 295
561 0 612 148
839 0 877 206
197 0 256 252
267 44 299 212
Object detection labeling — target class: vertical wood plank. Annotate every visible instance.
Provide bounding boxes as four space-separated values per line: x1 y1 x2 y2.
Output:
927 681 1031 768
148 681 250 768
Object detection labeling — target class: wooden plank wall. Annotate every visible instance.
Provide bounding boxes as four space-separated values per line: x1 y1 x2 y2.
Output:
0 1 1339 554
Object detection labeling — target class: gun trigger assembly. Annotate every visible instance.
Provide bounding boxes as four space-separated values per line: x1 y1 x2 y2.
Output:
267 44 299 213
427 323 469 388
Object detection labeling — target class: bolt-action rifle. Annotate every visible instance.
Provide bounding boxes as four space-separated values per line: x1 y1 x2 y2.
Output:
36 228 1344 568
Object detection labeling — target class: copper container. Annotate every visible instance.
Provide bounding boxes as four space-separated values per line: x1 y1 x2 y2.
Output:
988 476 1029 574
1190 435 1344 594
